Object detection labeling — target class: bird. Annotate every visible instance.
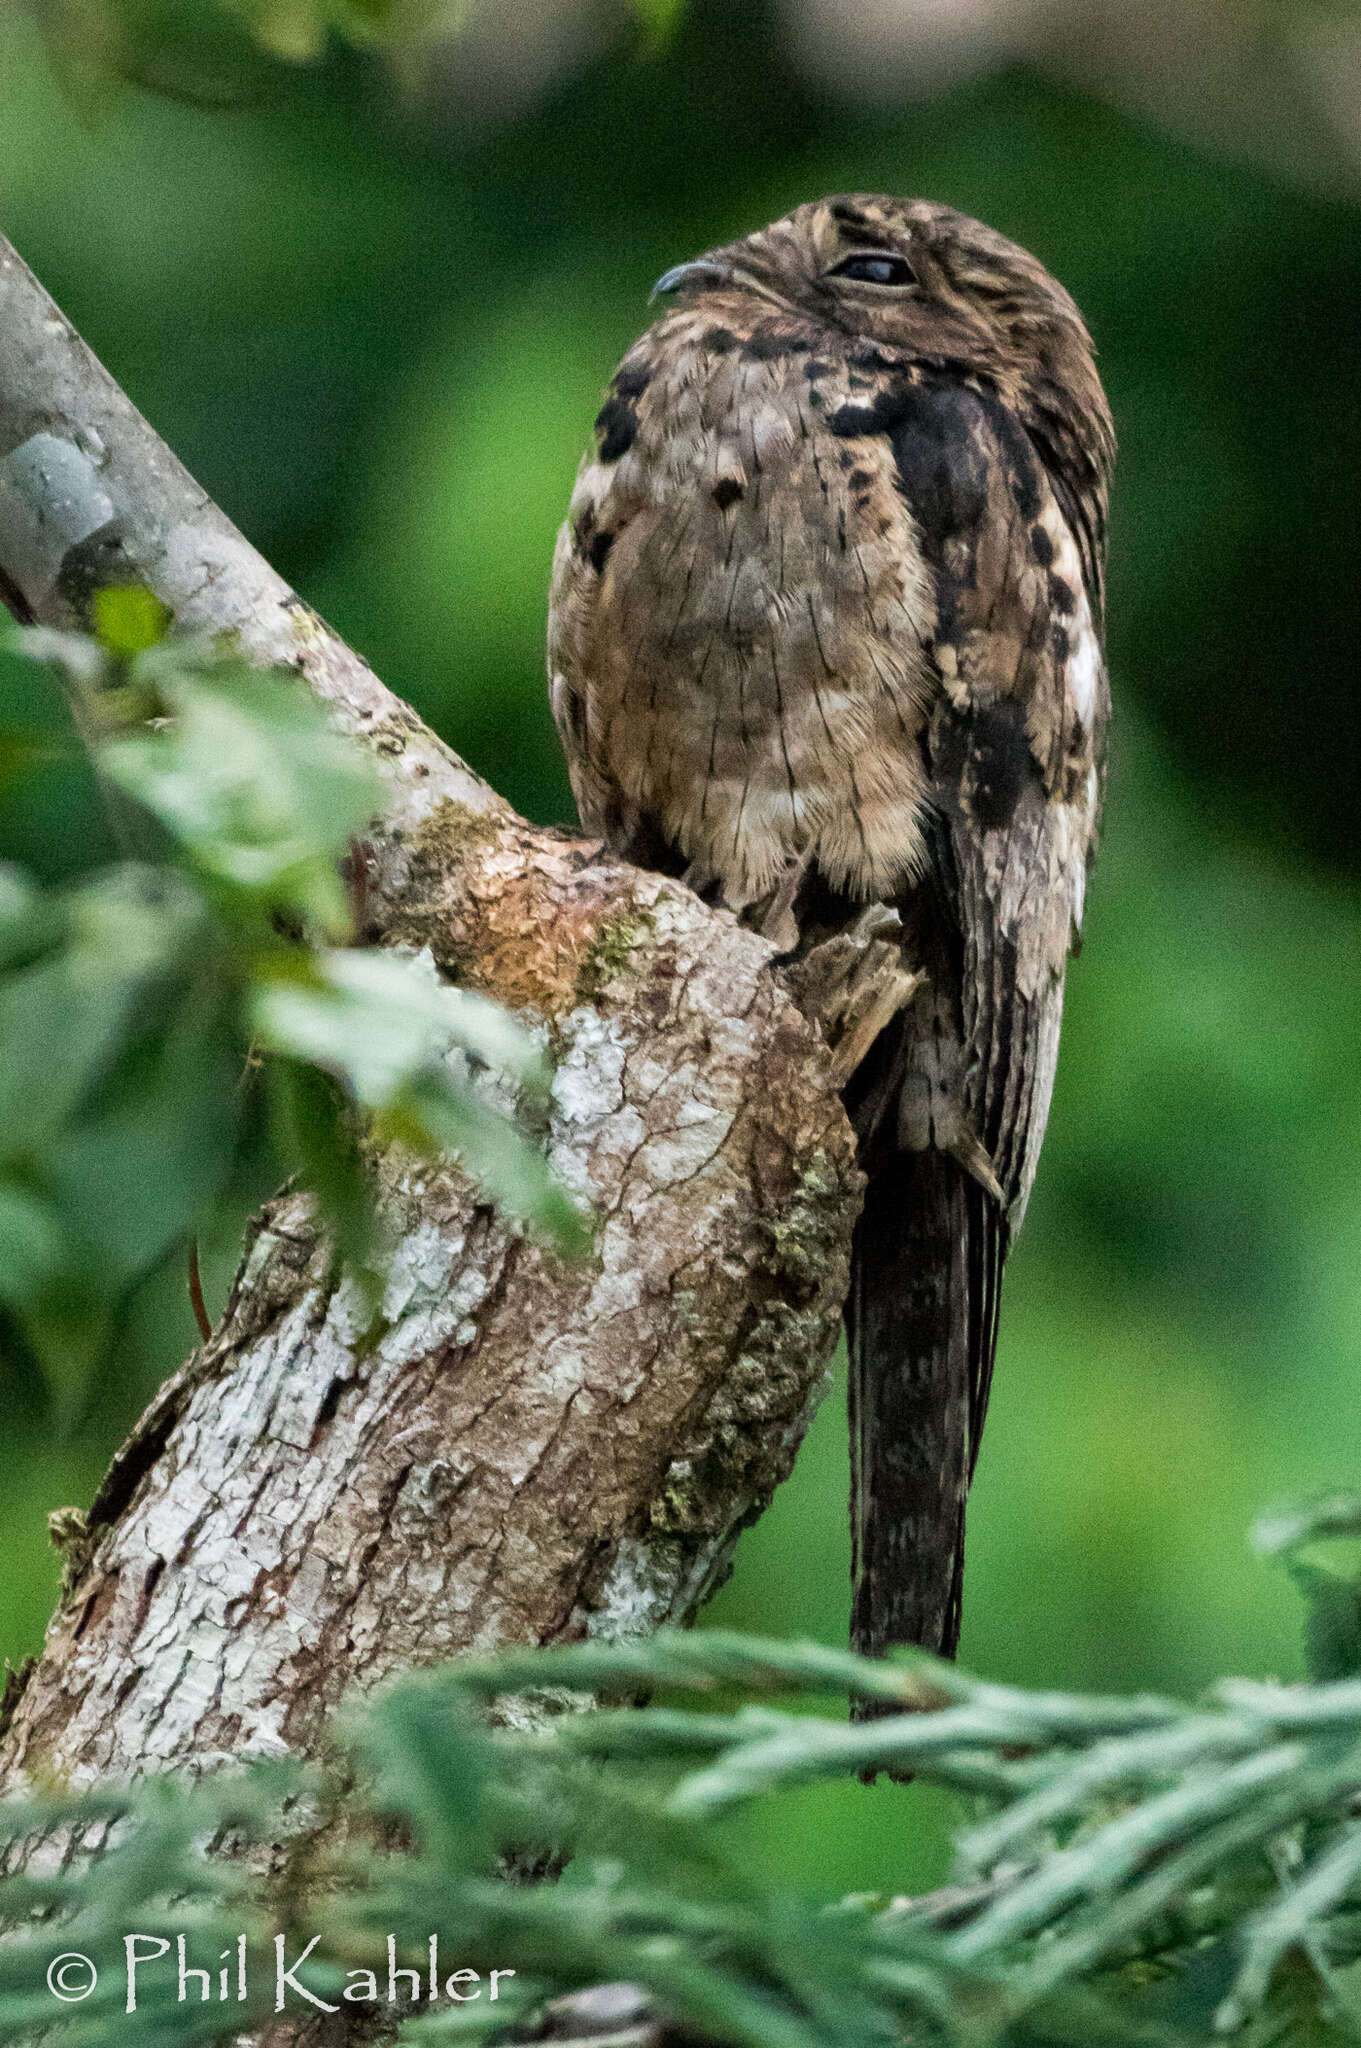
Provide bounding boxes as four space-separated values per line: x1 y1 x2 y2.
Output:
547 195 1114 1665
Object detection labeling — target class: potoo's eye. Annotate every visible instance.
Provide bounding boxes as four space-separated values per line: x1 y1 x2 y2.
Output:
826 251 916 288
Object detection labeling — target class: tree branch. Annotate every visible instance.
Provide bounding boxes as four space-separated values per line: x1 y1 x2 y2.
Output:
0 234 861 1793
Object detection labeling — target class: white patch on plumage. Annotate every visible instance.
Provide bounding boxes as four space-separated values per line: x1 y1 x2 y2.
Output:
1040 508 1103 735
1066 624 1101 726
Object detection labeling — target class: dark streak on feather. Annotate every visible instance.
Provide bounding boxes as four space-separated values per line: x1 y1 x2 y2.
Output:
594 397 638 462
611 362 652 400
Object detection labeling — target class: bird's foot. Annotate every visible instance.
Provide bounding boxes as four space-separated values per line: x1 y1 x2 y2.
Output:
781 904 924 1084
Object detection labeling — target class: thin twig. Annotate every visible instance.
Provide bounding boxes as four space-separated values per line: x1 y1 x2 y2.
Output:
187 1236 211 1344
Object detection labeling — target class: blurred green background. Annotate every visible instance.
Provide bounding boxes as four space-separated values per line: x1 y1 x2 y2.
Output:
3 0 1360 1902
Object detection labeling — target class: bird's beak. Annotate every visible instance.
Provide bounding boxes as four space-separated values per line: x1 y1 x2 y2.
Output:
650 258 734 302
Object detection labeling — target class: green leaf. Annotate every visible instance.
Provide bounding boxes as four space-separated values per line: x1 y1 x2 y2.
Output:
267 1056 380 1280
391 1072 590 1254
0 863 57 968
224 0 329 60
0 727 66 793
0 1181 67 1304
1290 1565 1361 1687
251 945 587 1252
101 660 382 933
358 1671 497 1875
626 0 687 52
92 584 172 658
0 968 240 1409
221 0 470 62
0 857 235 1403
42 978 243 1290
0 866 205 1160
1254 1498 1361 1560
250 946 548 1108
1255 1497 1361 1682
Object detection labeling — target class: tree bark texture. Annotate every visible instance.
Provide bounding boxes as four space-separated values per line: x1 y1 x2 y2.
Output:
0 234 862 1791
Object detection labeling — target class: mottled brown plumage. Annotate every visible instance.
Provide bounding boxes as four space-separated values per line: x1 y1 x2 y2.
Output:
548 195 1114 1662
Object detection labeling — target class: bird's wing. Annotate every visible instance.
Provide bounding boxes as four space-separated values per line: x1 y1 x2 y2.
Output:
902 373 1107 1233
838 367 1108 1657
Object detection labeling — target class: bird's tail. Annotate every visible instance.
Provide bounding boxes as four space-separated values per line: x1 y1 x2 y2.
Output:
846 1147 1002 1665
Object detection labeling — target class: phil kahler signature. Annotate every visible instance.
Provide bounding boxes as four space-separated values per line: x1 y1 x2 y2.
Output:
45 1933 517 2015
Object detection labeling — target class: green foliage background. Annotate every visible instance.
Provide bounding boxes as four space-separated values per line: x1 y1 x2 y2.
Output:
2 0 1360 1917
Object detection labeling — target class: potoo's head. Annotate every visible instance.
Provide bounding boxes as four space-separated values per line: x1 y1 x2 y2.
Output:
652 194 1114 491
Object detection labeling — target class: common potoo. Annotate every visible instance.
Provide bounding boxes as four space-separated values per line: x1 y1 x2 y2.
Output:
547 196 1114 1662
